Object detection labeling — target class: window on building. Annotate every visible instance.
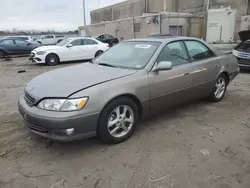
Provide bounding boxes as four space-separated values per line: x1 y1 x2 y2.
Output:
169 26 183 36
116 30 120 38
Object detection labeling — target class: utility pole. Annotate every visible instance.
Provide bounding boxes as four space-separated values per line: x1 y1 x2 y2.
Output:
83 0 86 26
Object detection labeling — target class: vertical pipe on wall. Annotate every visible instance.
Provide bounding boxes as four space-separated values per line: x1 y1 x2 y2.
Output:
133 17 136 38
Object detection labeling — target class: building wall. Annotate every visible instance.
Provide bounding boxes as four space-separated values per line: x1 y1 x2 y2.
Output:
90 0 249 24
80 13 204 40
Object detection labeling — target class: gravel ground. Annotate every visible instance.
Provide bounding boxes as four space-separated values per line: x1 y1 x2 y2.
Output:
0 57 250 188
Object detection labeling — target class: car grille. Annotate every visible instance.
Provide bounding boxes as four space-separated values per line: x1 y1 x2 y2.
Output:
24 92 36 106
24 120 49 133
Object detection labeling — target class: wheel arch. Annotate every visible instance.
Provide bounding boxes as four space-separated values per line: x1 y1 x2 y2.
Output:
219 71 230 84
100 93 143 120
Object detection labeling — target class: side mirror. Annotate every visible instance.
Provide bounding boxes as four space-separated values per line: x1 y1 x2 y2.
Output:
154 61 173 71
67 44 73 48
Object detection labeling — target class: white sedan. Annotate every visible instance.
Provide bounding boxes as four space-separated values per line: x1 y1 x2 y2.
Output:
29 37 109 65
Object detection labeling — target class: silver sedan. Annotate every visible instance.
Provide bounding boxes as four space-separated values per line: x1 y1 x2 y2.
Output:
18 37 239 144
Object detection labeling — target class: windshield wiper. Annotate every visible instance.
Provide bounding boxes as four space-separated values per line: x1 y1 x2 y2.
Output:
98 63 116 68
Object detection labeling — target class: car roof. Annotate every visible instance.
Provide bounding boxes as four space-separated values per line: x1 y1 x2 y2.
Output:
2 37 27 40
125 36 199 43
5 36 30 38
67 37 98 40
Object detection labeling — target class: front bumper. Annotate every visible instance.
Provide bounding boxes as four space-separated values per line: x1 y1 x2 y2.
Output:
233 50 250 69
18 95 99 142
29 52 46 64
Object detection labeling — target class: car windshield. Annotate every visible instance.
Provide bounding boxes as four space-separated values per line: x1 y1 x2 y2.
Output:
93 41 161 69
57 39 71 46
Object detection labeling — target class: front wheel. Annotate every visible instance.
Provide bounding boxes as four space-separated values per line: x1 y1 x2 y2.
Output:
209 74 228 102
97 97 139 144
45 54 59 66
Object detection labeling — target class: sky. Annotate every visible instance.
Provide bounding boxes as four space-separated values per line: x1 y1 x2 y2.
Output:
0 0 125 31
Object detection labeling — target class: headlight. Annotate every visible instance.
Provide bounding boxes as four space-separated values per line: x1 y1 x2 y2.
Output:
36 51 46 55
37 97 88 111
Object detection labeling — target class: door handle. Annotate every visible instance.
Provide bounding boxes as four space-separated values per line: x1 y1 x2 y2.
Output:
215 64 220 68
184 72 190 75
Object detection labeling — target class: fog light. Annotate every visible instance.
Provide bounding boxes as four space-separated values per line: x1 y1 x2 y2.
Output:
65 128 74 135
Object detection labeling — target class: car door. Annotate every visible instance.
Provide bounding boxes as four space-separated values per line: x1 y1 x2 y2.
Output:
184 40 221 98
81 39 100 59
1 39 17 55
14 39 30 54
61 39 83 61
149 41 194 112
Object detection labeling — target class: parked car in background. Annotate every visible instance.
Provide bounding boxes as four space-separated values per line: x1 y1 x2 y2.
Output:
94 34 119 46
4 36 35 43
19 37 239 144
233 30 250 69
0 38 41 59
37 35 65 45
30 37 109 65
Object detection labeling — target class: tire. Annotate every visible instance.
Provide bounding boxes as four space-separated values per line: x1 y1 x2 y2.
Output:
95 50 103 58
97 97 139 144
45 54 59 66
208 74 228 102
0 50 5 59
111 42 117 46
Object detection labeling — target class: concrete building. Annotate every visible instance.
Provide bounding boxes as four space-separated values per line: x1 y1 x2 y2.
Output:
90 0 250 24
79 0 250 42
80 12 204 40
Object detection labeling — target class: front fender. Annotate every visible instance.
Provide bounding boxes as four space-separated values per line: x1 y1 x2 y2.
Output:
69 71 150 116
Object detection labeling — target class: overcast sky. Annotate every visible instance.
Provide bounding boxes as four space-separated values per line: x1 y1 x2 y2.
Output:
0 0 125 31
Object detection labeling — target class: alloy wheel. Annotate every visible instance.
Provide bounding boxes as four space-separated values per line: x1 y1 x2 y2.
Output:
214 77 226 99
107 105 134 138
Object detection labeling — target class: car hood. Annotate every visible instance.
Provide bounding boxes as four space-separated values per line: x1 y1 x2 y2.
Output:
33 45 61 52
238 30 250 42
25 63 137 99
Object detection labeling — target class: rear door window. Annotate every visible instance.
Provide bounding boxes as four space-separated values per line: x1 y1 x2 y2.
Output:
83 39 98 45
185 40 214 61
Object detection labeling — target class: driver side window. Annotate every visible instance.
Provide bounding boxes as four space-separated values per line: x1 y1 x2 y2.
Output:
70 39 82 46
157 41 189 67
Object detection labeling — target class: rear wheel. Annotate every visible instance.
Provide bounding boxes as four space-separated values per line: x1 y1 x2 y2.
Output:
0 50 4 59
97 97 139 144
209 74 228 102
111 42 117 46
45 54 59 66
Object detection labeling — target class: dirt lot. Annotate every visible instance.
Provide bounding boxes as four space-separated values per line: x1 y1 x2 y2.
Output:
0 57 250 188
